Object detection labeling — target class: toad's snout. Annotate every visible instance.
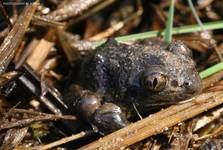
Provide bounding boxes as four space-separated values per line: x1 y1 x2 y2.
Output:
182 70 202 95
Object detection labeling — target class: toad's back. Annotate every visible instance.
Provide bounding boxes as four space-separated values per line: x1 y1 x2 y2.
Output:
79 40 163 93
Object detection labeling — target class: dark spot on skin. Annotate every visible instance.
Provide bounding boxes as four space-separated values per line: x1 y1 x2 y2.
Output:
171 80 178 87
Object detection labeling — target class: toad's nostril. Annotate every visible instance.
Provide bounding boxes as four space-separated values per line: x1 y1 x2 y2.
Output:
184 81 189 86
183 81 197 94
183 81 192 88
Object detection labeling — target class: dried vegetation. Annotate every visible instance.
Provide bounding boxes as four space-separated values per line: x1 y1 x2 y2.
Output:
0 0 223 149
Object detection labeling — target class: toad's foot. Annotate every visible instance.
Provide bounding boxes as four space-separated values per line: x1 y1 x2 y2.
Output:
64 84 129 134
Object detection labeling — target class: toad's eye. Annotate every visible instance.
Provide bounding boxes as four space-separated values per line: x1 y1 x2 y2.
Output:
142 73 167 92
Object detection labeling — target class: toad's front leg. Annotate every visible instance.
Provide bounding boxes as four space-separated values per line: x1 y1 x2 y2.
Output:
64 84 129 134
92 102 129 134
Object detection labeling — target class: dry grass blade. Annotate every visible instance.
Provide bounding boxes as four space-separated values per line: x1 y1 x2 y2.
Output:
211 124 223 137
15 39 39 69
193 106 223 132
0 3 37 74
88 0 143 41
14 131 89 150
0 112 76 131
32 15 65 28
56 30 82 63
202 70 223 90
1 127 28 150
26 30 55 71
79 91 223 150
38 131 88 150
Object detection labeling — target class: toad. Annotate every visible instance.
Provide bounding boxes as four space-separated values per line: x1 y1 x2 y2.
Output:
64 39 202 134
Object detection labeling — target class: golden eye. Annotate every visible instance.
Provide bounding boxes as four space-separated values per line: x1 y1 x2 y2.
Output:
143 73 167 92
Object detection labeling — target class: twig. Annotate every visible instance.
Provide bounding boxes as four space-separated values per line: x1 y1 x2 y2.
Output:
0 26 10 38
9 108 76 120
79 91 223 149
43 0 104 21
0 71 20 86
71 0 116 24
0 0 12 27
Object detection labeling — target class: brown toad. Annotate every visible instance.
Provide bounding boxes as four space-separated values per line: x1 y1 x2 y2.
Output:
64 39 202 134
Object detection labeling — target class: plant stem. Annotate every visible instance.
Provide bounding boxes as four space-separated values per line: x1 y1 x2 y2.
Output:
199 62 223 79
93 21 223 47
164 0 175 43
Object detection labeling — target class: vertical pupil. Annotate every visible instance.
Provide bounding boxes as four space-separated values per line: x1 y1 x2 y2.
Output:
152 78 158 89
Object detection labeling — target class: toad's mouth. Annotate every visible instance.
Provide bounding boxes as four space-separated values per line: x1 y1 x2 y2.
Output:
139 92 198 107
